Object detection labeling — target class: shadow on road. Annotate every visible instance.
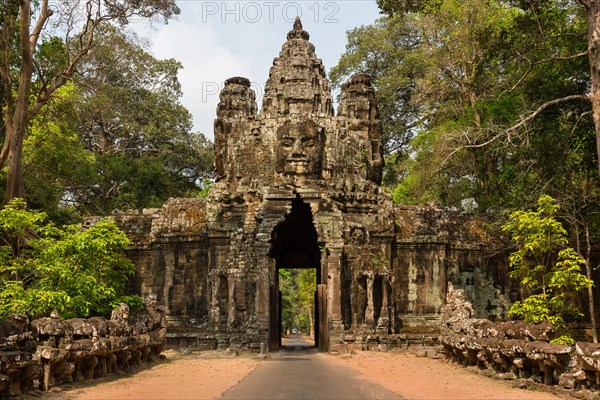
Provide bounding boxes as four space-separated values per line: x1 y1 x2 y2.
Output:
280 333 315 351
221 333 404 399
275 334 315 360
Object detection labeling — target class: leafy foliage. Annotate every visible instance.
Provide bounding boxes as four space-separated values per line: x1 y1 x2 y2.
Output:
332 0 594 215
502 195 593 340
21 28 214 219
279 268 316 336
0 198 140 318
1 0 180 204
330 14 424 156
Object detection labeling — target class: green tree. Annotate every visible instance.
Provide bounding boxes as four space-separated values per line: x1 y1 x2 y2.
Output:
70 27 213 214
279 268 317 337
20 28 214 218
0 198 140 318
414 0 587 211
279 268 296 334
502 195 593 343
330 15 424 156
331 1 516 203
578 0 600 177
23 84 96 222
334 0 593 214
297 269 316 338
376 0 600 179
0 0 179 205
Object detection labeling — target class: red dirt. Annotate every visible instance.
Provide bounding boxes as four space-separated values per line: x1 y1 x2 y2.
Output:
35 349 564 399
333 350 563 400
35 350 258 400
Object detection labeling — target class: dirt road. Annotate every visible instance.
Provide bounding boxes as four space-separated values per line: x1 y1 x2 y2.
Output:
32 351 258 400
222 336 402 399
34 338 563 400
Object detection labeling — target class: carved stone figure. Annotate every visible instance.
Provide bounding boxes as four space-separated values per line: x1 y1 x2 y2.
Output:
109 303 131 336
276 120 324 177
440 282 476 334
105 17 518 356
0 300 166 396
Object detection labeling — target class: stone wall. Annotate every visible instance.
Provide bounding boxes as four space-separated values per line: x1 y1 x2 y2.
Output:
440 283 600 394
391 205 514 336
107 19 520 353
113 196 515 352
0 298 166 397
113 198 212 330
327 204 513 350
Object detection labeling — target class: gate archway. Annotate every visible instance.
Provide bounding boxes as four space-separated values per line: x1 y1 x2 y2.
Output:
269 197 325 351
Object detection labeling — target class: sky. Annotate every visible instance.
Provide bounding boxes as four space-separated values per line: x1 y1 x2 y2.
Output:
132 1 382 140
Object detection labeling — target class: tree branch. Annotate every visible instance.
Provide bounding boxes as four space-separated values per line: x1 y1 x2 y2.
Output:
442 94 590 164
576 0 592 9
29 11 102 120
30 0 52 50
500 51 588 97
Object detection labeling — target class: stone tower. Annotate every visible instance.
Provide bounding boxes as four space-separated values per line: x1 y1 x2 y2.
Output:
208 17 394 350
115 19 512 353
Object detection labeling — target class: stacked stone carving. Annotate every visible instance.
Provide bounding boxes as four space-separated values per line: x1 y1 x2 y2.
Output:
208 17 395 351
109 19 520 353
0 297 165 397
441 283 600 393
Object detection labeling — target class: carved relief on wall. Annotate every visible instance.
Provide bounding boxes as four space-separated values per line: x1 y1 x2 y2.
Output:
349 226 368 245
276 120 324 177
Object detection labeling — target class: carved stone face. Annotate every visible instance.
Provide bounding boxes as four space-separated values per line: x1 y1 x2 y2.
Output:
276 120 323 177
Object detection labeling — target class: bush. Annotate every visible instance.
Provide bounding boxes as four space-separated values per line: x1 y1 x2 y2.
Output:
0 198 140 318
502 195 593 342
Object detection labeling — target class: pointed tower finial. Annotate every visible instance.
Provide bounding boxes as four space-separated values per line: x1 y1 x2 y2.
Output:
293 16 302 31
287 16 309 40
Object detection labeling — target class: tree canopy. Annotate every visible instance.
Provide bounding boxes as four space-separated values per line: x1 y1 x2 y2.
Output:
0 199 140 318
331 0 600 334
0 0 182 206
0 0 214 321
279 268 317 338
502 195 593 343
1 14 213 222
332 0 595 213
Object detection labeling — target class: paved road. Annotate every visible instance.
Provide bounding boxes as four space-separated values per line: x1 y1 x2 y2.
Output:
221 335 403 400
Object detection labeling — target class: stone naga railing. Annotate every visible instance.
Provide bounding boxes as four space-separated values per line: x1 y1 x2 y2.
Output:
0 296 166 397
440 283 600 392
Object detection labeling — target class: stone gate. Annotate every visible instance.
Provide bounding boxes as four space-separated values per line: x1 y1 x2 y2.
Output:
113 19 515 352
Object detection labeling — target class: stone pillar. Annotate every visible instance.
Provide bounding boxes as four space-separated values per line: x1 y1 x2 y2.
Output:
214 77 257 181
254 247 271 331
325 242 345 352
377 277 390 333
227 275 236 327
209 272 220 327
364 271 374 327
327 245 343 322
161 250 175 320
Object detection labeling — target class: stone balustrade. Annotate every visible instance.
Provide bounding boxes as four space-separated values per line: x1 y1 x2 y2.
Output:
0 296 166 397
441 282 600 392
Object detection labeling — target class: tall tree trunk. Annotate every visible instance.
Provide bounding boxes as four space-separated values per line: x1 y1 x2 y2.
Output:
586 0 600 176
0 0 175 205
309 304 314 340
2 0 52 205
584 223 598 343
3 129 24 203
2 0 32 205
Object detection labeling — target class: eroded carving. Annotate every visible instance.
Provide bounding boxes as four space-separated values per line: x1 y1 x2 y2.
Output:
0 297 166 397
276 120 324 177
440 282 600 393
92 18 520 360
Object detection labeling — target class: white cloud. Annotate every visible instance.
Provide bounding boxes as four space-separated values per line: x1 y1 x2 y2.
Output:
148 21 253 138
